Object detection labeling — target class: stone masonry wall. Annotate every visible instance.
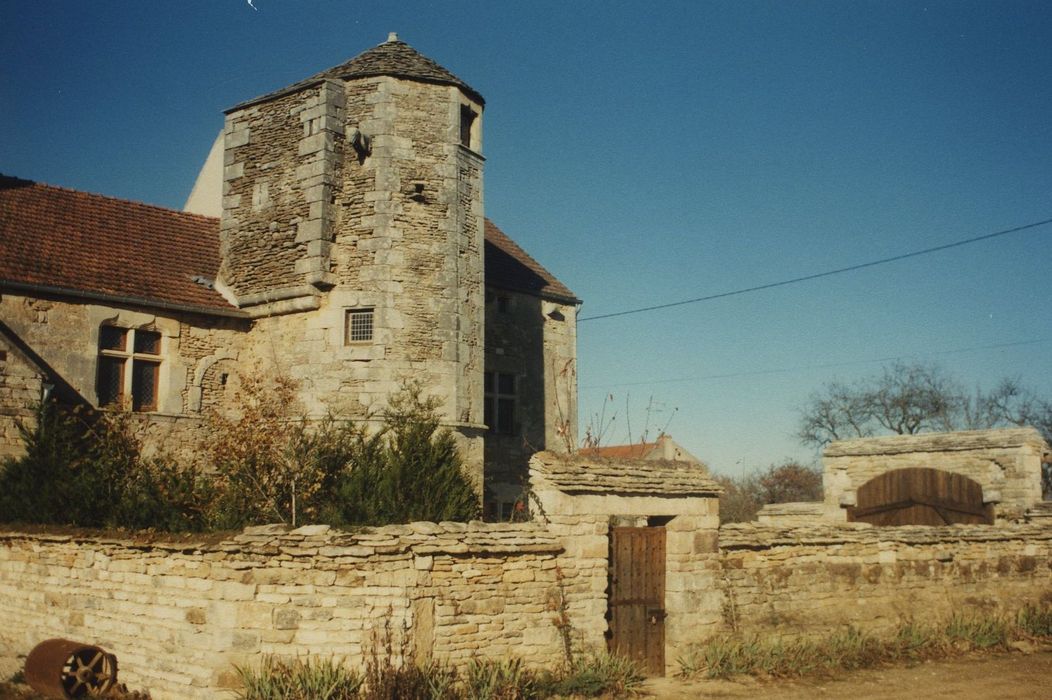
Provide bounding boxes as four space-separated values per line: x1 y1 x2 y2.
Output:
0 330 42 459
215 75 489 486
718 522 1052 636
0 293 248 461
220 84 341 301
0 523 564 700
483 291 547 504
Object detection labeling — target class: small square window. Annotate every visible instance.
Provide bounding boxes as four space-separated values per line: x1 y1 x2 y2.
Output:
345 308 374 344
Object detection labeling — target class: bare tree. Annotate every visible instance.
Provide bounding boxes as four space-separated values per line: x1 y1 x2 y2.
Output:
798 362 1052 448
715 460 823 524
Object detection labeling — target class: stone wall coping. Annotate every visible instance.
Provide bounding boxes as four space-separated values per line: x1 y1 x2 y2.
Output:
756 501 825 516
824 427 1048 458
0 521 562 557
719 521 1052 550
530 451 722 497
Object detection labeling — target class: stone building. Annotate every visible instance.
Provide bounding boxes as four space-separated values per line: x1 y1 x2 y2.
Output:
0 35 580 511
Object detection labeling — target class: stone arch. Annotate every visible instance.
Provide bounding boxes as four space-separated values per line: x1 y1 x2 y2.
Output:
189 351 238 413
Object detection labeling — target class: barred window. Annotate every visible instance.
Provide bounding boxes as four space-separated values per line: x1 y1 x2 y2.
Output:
97 326 161 411
345 308 374 344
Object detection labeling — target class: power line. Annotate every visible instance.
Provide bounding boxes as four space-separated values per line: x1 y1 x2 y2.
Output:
579 337 1049 390
578 217 1052 322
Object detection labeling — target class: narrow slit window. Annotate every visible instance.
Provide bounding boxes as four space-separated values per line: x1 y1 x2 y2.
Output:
460 104 477 149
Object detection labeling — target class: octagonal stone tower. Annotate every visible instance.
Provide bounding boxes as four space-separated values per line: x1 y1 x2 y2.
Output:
216 34 488 481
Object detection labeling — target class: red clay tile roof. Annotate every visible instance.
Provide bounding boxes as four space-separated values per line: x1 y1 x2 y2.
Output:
484 220 579 305
232 37 484 112
0 175 238 315
580 442 659 460
0 175 577 313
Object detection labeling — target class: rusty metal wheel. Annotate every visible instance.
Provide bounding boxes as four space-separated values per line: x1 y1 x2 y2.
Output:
25 639 118 699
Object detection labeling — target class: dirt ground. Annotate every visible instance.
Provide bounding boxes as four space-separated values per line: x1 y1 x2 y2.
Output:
2 649 1050 698
640 648 1052 700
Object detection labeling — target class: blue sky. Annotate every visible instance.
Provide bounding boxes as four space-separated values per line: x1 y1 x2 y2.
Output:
2 1 1050 476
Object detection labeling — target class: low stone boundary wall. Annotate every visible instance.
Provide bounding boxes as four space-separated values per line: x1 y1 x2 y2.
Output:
717 522 1052 635
0 523 565 699
3 518 1052 695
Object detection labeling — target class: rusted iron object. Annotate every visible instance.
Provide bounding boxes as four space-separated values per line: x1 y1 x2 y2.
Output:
24 638 118 699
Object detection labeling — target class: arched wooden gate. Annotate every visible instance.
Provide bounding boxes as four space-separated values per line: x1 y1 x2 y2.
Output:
848 467 993 526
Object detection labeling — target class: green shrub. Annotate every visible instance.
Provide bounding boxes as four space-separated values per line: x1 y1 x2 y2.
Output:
0 381 480 533
0 403 208 531
204 375 362 529
329 383 480 526
235 656 362 700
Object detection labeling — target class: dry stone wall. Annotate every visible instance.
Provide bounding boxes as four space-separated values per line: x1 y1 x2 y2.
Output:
1 513 1051 694
718 522 1052 636
0 523 564 700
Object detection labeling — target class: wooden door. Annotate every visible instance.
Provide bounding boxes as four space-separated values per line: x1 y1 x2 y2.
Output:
848 467 993 526
608 526 666 675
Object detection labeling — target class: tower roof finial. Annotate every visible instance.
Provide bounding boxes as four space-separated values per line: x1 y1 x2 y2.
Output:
386 32 399 43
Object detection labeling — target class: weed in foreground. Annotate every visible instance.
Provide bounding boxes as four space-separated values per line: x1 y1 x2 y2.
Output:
539 652 645 698
678 606 1052 681
944 613 1010 650
234 652 642 700
1018 603 1052 637
464 658 541 700
235 656 362 700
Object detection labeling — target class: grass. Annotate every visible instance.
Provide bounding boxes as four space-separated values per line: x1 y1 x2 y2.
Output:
235 657 362 700
234 652 642 700
678 604 1052 680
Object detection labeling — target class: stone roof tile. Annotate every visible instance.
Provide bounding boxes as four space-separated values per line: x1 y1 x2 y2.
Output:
530 451 721 497
718 521 1052 550
825 427 1048 458
231 36 483 112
